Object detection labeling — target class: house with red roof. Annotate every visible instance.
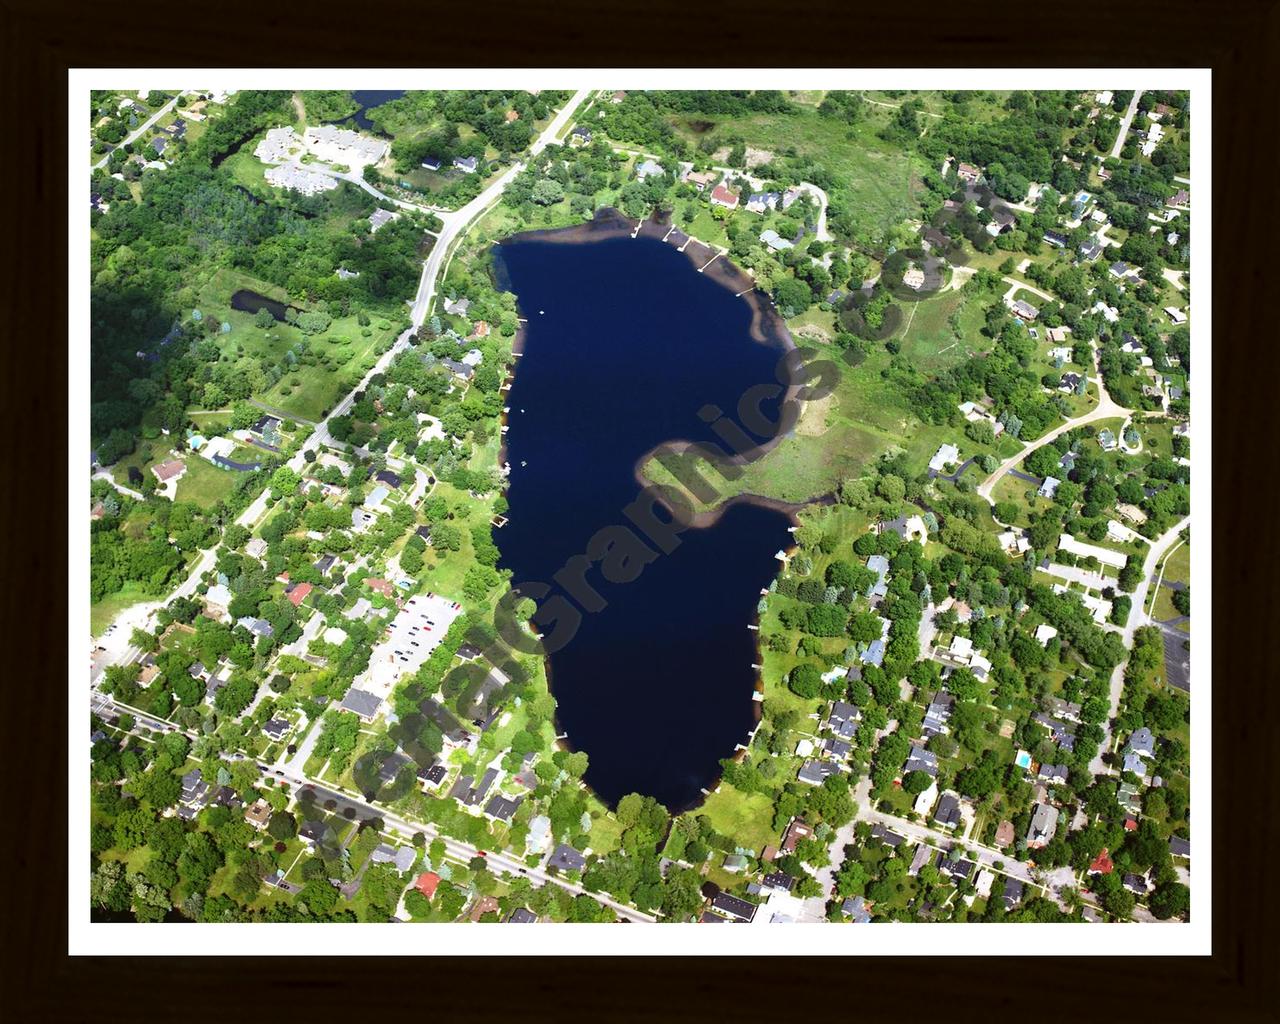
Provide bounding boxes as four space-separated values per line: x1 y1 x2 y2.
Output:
365 577 396 600
286 581 313 607
709 182 740 210
470 320 490 339
1089 848 1114 875
414 871 440 899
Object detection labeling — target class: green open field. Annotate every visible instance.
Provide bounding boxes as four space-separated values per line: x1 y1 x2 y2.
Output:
697 784 776 855
665 106 924 240
1150 538 1190 623
174 456 240 507
192 267 399 422
640 332 1009 513
91 581 151 634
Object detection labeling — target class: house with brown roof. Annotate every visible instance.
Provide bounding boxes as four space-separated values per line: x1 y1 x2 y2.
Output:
684 169 717 192
994 820 1015 848
469 895 501 921
152 459 186 483
244 799 272 831
781 818 815 854
956 161 981 183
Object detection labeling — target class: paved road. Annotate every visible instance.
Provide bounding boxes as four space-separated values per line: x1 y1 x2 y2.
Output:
1002 276 1058 304
1089 515 1191 775
849 777 1058 905
89 688 654 921
1110 90 1145 159
91 92 186 172
91 467 143 501
977 345 1129 501
90 90 589 656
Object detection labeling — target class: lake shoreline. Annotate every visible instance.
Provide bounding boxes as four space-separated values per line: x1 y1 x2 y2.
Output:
487 208 818 813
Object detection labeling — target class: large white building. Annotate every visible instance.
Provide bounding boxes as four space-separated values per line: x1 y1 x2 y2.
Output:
303 125 388 167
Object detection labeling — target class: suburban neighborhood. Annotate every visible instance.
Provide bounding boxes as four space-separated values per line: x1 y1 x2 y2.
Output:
88 85 1194 928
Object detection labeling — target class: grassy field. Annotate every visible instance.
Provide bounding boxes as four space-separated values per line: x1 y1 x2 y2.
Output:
91 582 151 634
664 106 924 241
191 267 399 422
174 456 240 507
696 784 776 855
1150 538 1190 623
640 332 1007 513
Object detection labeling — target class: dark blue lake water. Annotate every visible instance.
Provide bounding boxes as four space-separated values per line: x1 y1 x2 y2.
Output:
494 227 795 811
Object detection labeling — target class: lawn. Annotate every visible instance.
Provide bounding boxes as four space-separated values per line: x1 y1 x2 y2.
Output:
664 106 924 241
174 456 240 508
91 581 151 634
696 784 776 855
191 268 401 422
639 342 998 512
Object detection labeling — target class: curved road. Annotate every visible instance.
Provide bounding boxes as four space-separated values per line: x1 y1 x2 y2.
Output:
977 345 1128 501
91 90 590 661
1089 514 1191 775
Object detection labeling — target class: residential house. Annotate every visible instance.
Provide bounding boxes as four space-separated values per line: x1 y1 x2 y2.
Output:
339 687 382 722
684 169 717 192
484 794 523 822
414 872 441 899
370 844 418 874
244 799 272 831
634 159 664 181
745 191 781 214
710 892 757 923
904 744 938 779
870 824 905 849
827 700 861 740
865 554 890 599
1026 803 1058 848
548 844 587 874
709 182 740 210
1037 762 1070 785
922 692 955 738
797 760 838 785
781 818 815 854
907 844 932 877
453 156 479 174
842 896 872 923
928 442 961 474
368 208 398 233
759 229 793 253
933 791 963 830
1038 476 1061 499
1002 876 1025 910
1010 299 1040 321
262 718 291 742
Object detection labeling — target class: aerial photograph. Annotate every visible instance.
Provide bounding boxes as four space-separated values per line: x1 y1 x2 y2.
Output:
84 82 1196 931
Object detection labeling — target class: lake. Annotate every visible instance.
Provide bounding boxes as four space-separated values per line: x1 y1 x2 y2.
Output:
493 215 797 811
230 289 296 322
346 90 406 133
